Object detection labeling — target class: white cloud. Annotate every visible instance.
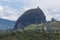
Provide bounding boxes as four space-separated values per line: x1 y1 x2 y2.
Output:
1 0 20 2
0 6 21 21
44 8 60 21
0 0 60 21
0 5 60 21
18 0 60 21
15 0 60 9
1 0 60 9
0 6 31 21
0 6 3 12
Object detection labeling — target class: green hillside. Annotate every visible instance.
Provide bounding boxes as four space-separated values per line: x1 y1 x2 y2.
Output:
25 22 60 31
0 29 60 40
0 22 60 40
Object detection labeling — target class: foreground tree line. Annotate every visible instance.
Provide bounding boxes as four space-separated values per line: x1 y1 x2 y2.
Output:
0 29 60 40
0 21 60 40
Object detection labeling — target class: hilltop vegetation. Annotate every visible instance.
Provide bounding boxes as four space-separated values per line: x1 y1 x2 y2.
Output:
25 22 60 31
0 29 60 40
0 21 60 40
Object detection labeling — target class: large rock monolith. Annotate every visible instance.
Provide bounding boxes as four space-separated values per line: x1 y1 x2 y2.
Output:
14 7 46 30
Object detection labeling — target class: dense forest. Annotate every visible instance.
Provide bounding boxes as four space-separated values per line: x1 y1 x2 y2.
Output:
0 21 60 40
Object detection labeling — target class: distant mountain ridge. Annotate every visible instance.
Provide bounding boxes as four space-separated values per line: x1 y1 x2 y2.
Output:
0 18 16 30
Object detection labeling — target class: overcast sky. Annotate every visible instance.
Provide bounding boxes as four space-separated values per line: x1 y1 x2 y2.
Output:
0 0 60 21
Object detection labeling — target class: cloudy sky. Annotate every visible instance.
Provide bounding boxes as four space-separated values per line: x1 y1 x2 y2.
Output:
0 0 60 21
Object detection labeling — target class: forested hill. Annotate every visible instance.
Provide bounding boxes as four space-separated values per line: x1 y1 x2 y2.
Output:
0 18 15 30
0 21 60 40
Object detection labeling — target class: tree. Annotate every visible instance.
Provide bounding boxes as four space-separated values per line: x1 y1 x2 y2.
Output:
51 18 57 22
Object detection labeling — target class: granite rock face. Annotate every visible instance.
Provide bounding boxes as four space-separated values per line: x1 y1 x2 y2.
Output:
14 7 46 29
